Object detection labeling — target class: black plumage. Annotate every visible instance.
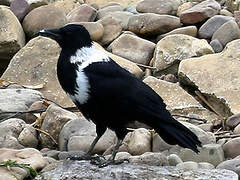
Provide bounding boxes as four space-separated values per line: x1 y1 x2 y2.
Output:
36 24 201 167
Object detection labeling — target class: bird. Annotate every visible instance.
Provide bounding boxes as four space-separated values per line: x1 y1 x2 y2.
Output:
36 24 202 167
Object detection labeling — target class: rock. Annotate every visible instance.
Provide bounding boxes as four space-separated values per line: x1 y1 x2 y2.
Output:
129 152 169 166
210 39 223 53
59 118 116 154
124 5 138 14
136 0 181 15
0 0 12 5
178 39 240 116
42 149 60 160
123 128 151 155
157 26 198 41
212 20 240 47
22 5 67 37
100 2 121 8
234 11 240 27
102 11 134 30
234 123 240 134
94 42 143 78
28 0 48 11
217 157 240 176
128 13 181 35
0 118 26 149
73 22 104 41
0 89 42 121
1 37 72 107
158 74 178 83
176 161 199 170
114 152 131 161
198 123 213 132
97 5 123 19
226 0 240 12
220 9 233 16
180 0 221 24
198 162 215 169
144 76 218 123
26 100 47 124
0 6 25 62
226 113 240 129
97 16 122 45
223 137 240 158
177 2 195 17
167 154 183 166
39 104 78 149
198 15 234 39
18 124 38 148
178 144 225 166
52 0 83 15
153 34 214 75
67 4 97 23
108 34 155 65
10 0 30 21
0 148 45 180
36 160 238 180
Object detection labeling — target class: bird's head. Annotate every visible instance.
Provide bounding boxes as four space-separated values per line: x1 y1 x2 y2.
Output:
35 24 92 50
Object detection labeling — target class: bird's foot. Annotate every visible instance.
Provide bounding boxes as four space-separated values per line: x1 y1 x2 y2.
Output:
67 153 92 161
90 156 129 168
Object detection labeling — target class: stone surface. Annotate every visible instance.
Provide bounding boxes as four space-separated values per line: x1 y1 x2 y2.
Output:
167 154 183 166
0 6 25 62
212 20 240 47
10 0 30 21
59 118 116 154
210 39 223 53
52 0 83 15
73 22 104 41
0 89 42 121
94 42 143 78
39 104 78 149
98 16 122 45
157 26 198 41
198 15 234 39
198 162 215 169
97 5 123 19
226 0 240 12
136 0 181 15
36 160 238 180
28 0 48 11
0 148 46 180
22 5 67 37
128 13 181 35
180 0 221 24
108 33 155 65
226 113 240 129
177 2 195 17
176 161 199 170
217 157 240 176
144 76 218 122
67 4 97 23
234 123 240 134
18 124 38 148
178 39 240 117
223 137 240 158
0 118 26 149
153 34 214 75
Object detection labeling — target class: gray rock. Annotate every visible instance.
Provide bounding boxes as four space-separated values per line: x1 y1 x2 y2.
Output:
226 113 240 129
153 34 214 75
198 162 215 169
234 123 240 134
197 123 213 132
108 33 155 65
128 13 181 35
226 0 240 12
0 6 25 62
0 89 42 121
97 16 122 45
136 0 181 15
67 4 97 23
176 161 199 170
59 118 116 154
124 5 138 14
223 137 240 158
199 15 234 39
210 39 223 53
97 5 123 20
179 40 240 116
217 157 240 176
180 0 221 24
167 154 183 166
18 124 38 148
212 20 240 47
22 5 67 37
36 160 238 180
10 0 30 21
28 0 48 11
39 104 78 149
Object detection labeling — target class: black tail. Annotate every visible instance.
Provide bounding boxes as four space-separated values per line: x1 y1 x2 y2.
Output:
148 111 202 153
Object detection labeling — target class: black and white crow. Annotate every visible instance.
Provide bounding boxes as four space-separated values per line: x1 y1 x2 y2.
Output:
36 24 201 167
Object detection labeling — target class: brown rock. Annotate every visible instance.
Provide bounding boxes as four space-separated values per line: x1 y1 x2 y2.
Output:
97 16 122 45
128 13 181 35
22 5 67 37
180 0 221 24
67 4 97 23
108 34 155 65
97 5 123 19
28 0 48 11
226 113 240 129
53 0 84 15
223 137 240 158
177 2 195 17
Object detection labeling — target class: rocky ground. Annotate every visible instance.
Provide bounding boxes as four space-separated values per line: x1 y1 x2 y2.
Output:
1 0 240 179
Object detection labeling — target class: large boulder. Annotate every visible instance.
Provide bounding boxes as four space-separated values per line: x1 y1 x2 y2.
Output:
179 39 240 117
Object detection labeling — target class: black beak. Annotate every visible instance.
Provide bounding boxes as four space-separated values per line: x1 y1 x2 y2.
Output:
34 29 62 42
